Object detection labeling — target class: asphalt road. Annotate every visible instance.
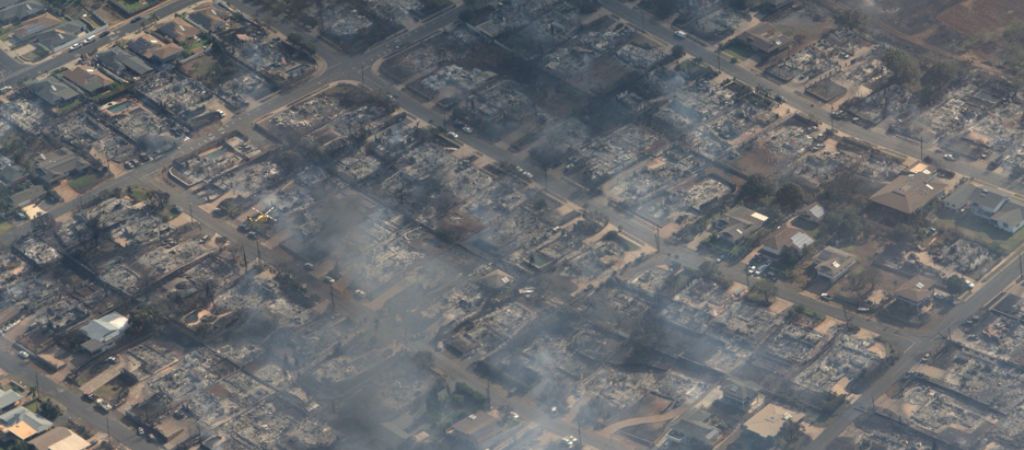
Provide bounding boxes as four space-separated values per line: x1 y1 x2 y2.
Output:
2 1 1021 448
597 1 1024 446
1 0 201 87
0 340 159 449
597 0 1024 201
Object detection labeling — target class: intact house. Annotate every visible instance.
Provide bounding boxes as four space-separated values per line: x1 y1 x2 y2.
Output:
762 225 814 256
870 173 947 215
61 66 115 95
155 18 202 45
799 203 825 224
0 406 52 440
943 183 1024 233
447 410 518 449
0 1 46 26
715 206 768 243
29 76 79 108
892 275 936 311
813 246 857 283
127 34 184 66
29 426 91 450
0 389 22 413
32 148 90 186
738 23 792 55
79 312 128 353
97 47 153 81
0 156 28 188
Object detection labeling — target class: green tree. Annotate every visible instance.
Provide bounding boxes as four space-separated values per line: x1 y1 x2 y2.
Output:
748 279 777 305
945 275 971 295
0 435 32 450
881 49 921 89
918 60 966 106
821 206 865 244
37 398 62 421
847 266 879 295
773 182 806 213
776 246 803 270
834 9 866 30
697 261 725 285
727 0 762 11
738 175 773 205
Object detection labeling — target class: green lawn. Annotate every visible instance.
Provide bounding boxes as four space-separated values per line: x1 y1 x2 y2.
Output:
128 186 149 202
0 222 12 236
182 37 209 55
720 40 761 62
933 209 1023 253
112 0 151 14
69 173 100 193
21 399 39 413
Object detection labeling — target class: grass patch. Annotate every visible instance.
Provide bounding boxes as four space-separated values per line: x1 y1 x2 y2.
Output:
0 222 12 236
933 209 1023 253
111 0 152 14
21 399 39 413
69 173 100 193
721 40 761 62
159 204 180 222
55 98 83 115
182 37 208 55
128 186 149 202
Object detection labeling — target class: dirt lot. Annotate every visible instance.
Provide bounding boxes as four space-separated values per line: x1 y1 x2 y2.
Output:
936 0 1024 36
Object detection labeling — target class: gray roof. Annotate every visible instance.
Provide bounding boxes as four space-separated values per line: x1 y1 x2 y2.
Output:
98 47 153 77
0 389 21 410
943 183 977 210
81 312 128 343
0 1 45 24
34 19 86 51
972 189 1008 213
30 77 78 105
0 406 53 433
36 149 88 181
993 202 1024 226
814 246 857 278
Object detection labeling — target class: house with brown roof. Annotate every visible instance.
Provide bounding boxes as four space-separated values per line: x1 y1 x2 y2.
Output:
870 173 947 215
156 18 201 45
62 66 114 94
28 426 91 450
739 23 792 55
127 34 183 65
715 206 768 243
893 275 935 310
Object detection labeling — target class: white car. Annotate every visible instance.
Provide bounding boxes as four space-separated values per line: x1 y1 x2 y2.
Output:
70 42 82 50
674 30 687 39
84 34 97 43
446 131 459 140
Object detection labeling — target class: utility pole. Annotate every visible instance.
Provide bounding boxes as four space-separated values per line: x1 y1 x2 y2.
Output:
655 225 661 253
255 240 262 267
577 420 583 448
1018 253 1023 279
